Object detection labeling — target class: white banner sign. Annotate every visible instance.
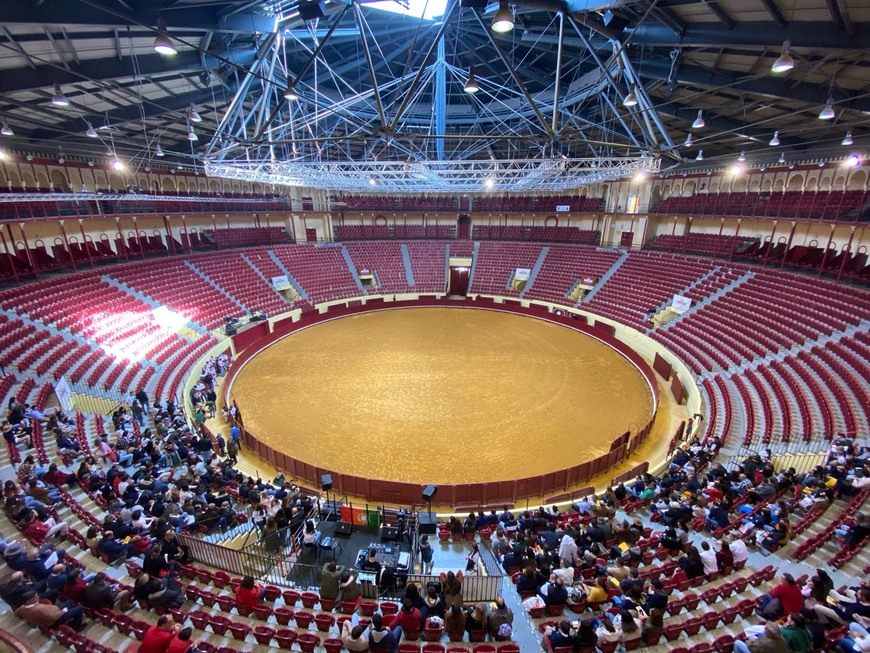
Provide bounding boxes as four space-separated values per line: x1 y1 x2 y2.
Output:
271 275 291 289
555 205 570 212
514 268 532 281
55 376 73 412
672 294 692 314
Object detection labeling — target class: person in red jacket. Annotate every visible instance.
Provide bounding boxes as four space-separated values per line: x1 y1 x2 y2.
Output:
388 597 423 636
234 575 265 608
166 626 196 653
140 615 178 653
759 573 803 618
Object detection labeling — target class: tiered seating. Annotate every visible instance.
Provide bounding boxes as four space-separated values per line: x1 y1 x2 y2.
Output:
470 242 543 296
652 189 869 221
647 234 758 257
584 252 715 329
335 224 456 240
344 242 412 294
334 225 392 240
191 253 291 317
0 273 183 363
522 246 620 305
110 261 246 329
405 241 448 293
473 195 603 212
331 195 457 211
271 245 361 304
473 225 599 244
153 334 217 402
205 227 290 248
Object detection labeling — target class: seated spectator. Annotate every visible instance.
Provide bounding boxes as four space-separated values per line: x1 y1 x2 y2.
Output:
167 626 196 653
546 620 575 649
370 612 402 651
320 561 345 602
341 616 369 652
133 573 184 609
487 596 513 640
780 612 813 653
81 572 133 611
733 621 787 653
141 615 178 653
15 588 85 631
235 575 265 607
97 530 133 563
540 577 568 606
699 541 718 575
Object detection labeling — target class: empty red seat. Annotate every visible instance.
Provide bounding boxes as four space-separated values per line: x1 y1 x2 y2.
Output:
381 601 399 615
315 613 336 632
399 644 421 653
295 610 315 628
683 617 703 636
300 591 320 609
663 623 683 642
212 571 231 589
324 638 343 653
423 645 446 653
252 604 272 621
282 589 300 606
274 629 298 650
208 615 231 636
188 611 210 631
713 634 735 653
228 622 251 641
297 633 321 653
253 626 275 645
263 585 281 602
274 607 294 625
471 645 496 653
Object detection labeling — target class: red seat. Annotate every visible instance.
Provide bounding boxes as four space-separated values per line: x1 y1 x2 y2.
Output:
212 571 231 589
399 644 421 653
253 626 275 645
598 641 619 653
342 596 363 614
264 585 281 602
208 615 231 636
235 603 254 617
499 646 520 653
683 617 703 636
381 601 399 615
252 604 272 621
644 629 662 645
324 638 343 653
228 622 251 641
682 592 701 611
469 629 488 642
361 600 378 616
546 604 566 616
300 592 320 609
404 629 420 641
713 634 735 653
188 611 210 631
691 643 715 653
315 614 336 632
624 638 641 651
214 595 234 612
295 611 315 628
663 623 683 642
297 633 321 653
720 606 739 625
274 629 298 650
198 590 218 607
319 598 336 612
423 645 446 653
274 607 294 625
282 589 300 606
447 629 465 641
702 611 720 630
471 645 496 653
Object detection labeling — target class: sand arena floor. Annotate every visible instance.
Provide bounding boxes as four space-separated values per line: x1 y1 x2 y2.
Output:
230 308 654 484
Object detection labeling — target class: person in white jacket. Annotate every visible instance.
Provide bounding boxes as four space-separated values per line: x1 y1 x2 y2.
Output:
558 532 578 567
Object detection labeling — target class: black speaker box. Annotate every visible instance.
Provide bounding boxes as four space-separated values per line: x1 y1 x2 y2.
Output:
321 474 333 491
417 512 438 534
334 521 352 538
379 526 399 541
422 484 437 501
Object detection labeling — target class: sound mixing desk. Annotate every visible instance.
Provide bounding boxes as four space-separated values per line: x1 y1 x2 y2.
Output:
354 544 410 573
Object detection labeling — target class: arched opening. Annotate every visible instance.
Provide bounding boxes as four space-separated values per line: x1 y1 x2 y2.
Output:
50 169 70 191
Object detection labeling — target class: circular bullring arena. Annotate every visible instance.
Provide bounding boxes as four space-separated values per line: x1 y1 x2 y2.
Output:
228 307 655 485
1 2 870 651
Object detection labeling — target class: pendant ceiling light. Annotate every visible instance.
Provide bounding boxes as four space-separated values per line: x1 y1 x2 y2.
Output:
491 2 514 33
464 67 479 94
818 97 836 120
771 40 794 73
692 110 705 129
153 19 177 56
769 131 780 146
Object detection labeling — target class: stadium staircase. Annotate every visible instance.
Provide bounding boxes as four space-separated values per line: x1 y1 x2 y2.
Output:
467 241 481 291
581 250 628 304
184 261 249 313
400 244 416 288
340 244 368 294
239 253 292 305
266 250 308 300
518 246 548 299
662 269 755 330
